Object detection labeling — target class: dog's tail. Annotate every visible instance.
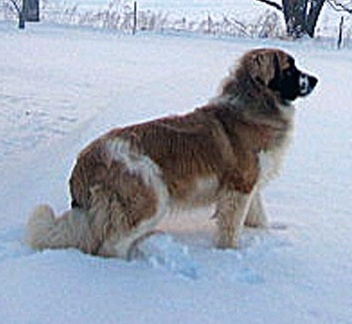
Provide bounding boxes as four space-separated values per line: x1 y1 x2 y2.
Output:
26 204 95 254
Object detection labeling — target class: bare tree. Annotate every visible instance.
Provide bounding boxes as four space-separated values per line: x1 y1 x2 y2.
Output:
7 0 39 29
8 0 25 28
255 0 325 38
256 0 352 38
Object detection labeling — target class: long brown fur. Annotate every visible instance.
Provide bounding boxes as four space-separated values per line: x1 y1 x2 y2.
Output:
26 48 316 258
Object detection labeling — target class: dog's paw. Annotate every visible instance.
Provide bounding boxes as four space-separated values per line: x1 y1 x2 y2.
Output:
215 229 242 250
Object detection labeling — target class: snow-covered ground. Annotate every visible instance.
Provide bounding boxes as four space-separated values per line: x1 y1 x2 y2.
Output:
1 13 352 324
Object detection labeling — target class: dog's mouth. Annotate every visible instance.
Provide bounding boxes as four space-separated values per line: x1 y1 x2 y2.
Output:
268 68 318 104
299 74 318 97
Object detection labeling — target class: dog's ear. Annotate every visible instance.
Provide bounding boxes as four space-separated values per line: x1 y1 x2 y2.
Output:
220 50 282 96
248 51 276 86
272 53 282 81
268 53 282 91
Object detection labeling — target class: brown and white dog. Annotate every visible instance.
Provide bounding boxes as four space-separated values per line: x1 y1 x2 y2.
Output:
27 48 318 259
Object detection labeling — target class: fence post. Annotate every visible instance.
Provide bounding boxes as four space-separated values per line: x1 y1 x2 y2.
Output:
132 1 137 35
337 16 344 49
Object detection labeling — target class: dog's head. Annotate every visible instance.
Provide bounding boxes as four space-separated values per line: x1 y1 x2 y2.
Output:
227 48 318 105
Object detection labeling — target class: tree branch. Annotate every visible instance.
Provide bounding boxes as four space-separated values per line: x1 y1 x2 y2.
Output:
8 0 21 14
254 0 283 11
327 0 352 14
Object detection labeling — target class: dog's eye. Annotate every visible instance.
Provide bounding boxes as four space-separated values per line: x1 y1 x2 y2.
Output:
284 67 297 77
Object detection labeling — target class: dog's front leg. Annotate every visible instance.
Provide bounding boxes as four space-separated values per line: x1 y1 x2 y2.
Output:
244 190 268 228
215 188 256 249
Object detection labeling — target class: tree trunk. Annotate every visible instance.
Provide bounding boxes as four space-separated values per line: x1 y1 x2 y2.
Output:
305 0 325 37
256 0 327 39
23 0 40 22
282 0 307 38
19 11 25 29
282 0 326 38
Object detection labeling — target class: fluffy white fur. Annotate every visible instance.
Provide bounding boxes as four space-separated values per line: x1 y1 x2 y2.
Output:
26 205 93 252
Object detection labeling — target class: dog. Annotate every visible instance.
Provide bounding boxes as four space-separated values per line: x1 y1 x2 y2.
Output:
27 48 318 259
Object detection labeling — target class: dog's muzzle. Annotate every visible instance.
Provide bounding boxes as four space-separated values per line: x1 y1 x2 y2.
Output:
299 73 318 96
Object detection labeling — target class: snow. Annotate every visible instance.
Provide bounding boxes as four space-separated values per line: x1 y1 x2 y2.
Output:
1 8 352 324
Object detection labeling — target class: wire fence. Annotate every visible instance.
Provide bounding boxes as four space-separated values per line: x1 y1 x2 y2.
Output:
0 0 292 38
1 0 352 46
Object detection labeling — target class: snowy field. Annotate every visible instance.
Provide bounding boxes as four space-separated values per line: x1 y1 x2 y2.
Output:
1 5 352 324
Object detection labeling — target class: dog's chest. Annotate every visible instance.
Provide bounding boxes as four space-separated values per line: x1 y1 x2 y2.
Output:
259 150 282 184
258 128 293 185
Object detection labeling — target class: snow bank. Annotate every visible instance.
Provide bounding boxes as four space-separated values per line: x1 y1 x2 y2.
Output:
0 21 352 323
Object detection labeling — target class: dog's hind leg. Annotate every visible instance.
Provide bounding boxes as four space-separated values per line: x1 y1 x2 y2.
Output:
27 145 169 259
86 139 170 259
27 178 167 259
89 182 168 259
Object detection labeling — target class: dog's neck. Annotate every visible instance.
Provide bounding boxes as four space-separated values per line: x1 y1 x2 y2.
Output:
210 93 294 129
204 88 296 154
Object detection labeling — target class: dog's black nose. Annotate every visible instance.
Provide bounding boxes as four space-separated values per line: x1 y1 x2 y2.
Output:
309 75 318 89
299 73 318 97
